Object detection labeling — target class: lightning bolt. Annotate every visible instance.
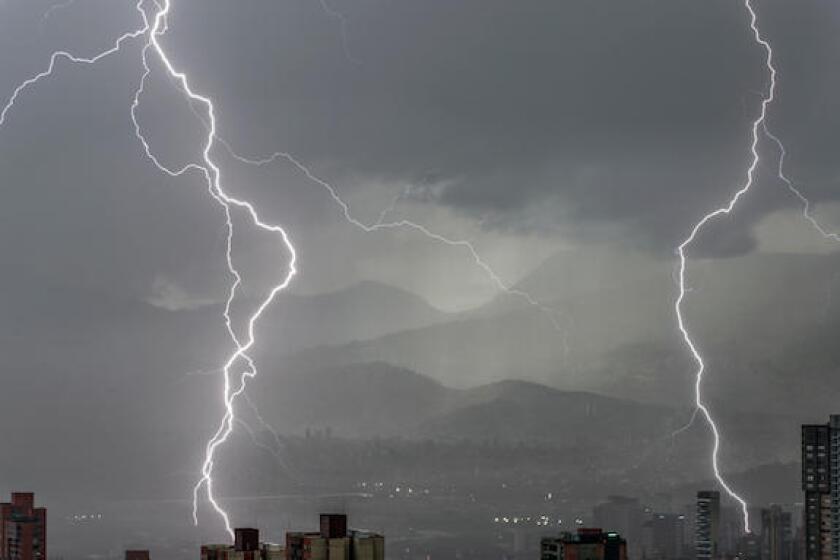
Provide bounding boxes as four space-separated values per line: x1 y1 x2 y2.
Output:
241 390 292 471
318 0 361 66
675 0 776 534
131 1 300 539
0 2 148 129
41 0 77 23
235 417 291 471
373 184 413 227
763 125 840 243
676 0 840 535
2 0 560 540
218 145 566 331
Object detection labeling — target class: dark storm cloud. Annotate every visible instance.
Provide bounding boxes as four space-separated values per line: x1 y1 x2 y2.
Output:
1 0 837 307
155 0 840 256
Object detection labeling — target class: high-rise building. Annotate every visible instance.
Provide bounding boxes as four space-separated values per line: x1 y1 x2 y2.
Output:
642 512 688 560
762 505 793 560
200 528 284 560
259 544 283 560
540 528 627 560
696 491 720 560
320 514 347 539
737 532 762 560
593 496 643 559
718 505 747 558
0 492 46 560
125 551 150 560
234 528 259 552
285 514 384 560
802 419 835 560
349 531 384 560
200 544 231 560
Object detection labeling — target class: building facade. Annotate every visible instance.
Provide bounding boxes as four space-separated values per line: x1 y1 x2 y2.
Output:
201 528 284 560
286 514 384 560
737 532 762 560
762 505 793 560
541 528 627 560
696 491 720 560
803 419 835 560
198 515 382 560
642 512 688 560
594 496 643 559
348 532 385 560
0 492 46 560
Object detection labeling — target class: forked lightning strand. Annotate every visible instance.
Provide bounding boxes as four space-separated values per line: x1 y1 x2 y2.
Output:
0 4 148 128
137 1 299 539
0 0 559 539
318 0 360 65
764 125 840 243
221 146 565 331
675 0 774 534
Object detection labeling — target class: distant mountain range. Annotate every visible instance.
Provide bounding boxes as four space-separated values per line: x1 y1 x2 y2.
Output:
2 248 837 501
254 280 450 353
246 361 800 471
246 248 840 418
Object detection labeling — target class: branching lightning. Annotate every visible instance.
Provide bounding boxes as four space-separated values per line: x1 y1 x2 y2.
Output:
241 390 292 471
1 0 559 540
674 0 775 534
41 0 77 23
219 145 565 330
764 125 840 243
135 1 300 539
676 0 840 535
318 0 361 66
0 6 148 128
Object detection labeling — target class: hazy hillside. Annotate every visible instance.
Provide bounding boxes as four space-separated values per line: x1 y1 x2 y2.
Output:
0 279 447 501
248 361 799 472
248 362 453 437
248 364 684 441
257 280 450 353
2 251 835 502
272 249 840 415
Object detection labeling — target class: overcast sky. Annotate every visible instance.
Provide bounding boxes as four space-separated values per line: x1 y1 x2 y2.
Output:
0 0 839 312
4 1 840 531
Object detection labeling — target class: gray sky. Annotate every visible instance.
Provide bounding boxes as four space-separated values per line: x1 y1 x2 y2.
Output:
3 0 840 526
2 0 840 311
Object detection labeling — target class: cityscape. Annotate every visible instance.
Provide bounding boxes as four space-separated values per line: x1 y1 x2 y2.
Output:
3 0 840 559
3 414 838 558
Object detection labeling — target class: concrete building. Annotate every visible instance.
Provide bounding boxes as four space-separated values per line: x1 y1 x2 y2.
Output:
235 529 259 553
0 492 46 560
541 528 627 560
286 514 384 560
200 528 284 560
716 505 751 558
593 496 643 559
803 419 835 560
696 491 720 560
320 515 347 539
642 512 688 560
737 532 762 560
761 505 793 560
200 544 232 560
349 532 384 560
260 544 284 560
